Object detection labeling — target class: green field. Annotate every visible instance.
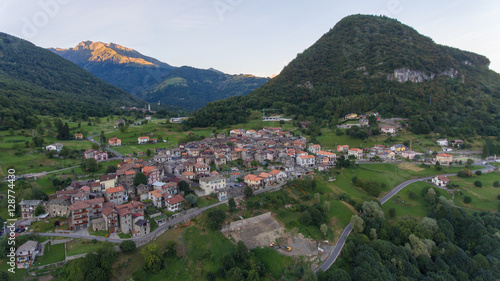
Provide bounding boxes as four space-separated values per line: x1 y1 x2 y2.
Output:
0 260 28 281
66 239 112 256
381 181 452 220
36 243 65 266
449 172 500 212
252 247 294 279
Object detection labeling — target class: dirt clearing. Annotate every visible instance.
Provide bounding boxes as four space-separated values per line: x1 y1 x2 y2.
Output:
398 163 424 172
222 212 333 264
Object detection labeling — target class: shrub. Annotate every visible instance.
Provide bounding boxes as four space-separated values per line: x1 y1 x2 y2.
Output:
463 196 472 204
493 181 500 188
389 208 396 218
457 169 472 178
475 170 482 176
474 180 482 188
120 240 136 253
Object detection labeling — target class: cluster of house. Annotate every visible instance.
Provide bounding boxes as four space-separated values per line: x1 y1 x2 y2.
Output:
45 143 63 153
437 139 465 150
138 136 158 144
84 149 109 161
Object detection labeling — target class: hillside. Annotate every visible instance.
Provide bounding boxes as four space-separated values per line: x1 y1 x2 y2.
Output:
186 15 500 137
0 33 143 130
50 42 269 110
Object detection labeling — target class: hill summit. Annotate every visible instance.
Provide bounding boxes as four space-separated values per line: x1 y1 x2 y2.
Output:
186 14 500 137
51 42 269 110
0 33 142 130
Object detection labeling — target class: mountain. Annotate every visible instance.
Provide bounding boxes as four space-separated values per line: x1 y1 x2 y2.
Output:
185 15 500 137
0 33 143 130
50 42 269 110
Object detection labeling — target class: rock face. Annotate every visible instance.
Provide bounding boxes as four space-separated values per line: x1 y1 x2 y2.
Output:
388 68 459 83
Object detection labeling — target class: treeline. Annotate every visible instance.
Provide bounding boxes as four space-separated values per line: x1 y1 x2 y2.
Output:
319 193 500 280
185 15 500 138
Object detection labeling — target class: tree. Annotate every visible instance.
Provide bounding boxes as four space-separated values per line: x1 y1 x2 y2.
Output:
206 272 216 281
320 224 328 237
463 196 472 204
106 165 117 173
246 269 260 281
466 158 474 167
120 240 136 253
34 205 45 216
235 241 249 262
141 243 162 273
178 180 190 194
222 253 235 270
226 267 243 281
164 241 177 257
133 172 148 186
228 198 237 212
388 207 396 218
494 181 500 187
99 131 106 147
146 148 152 156
80 158 100 175
421 217 438 235
323 201 330 213
206 208 226 230
474 180 482 187
362 201 384 219
425 188 437 204
351 215 364 233
475 170 482 176
185 194 197 206
314 193 320 204
244 186 253 198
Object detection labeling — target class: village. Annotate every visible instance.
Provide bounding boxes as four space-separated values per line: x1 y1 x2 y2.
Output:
12 118 477 269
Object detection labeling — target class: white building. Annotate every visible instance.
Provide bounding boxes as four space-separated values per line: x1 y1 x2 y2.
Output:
432 175 450 187
296 154 316 167
164 194 185 212
436 139 448 146
46 143 63 153
308 144 322 154
199 175 227 195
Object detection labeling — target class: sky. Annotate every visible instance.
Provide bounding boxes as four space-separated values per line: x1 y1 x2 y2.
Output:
0 0 499 77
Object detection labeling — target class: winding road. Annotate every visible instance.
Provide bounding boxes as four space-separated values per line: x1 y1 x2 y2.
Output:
315 162 496 273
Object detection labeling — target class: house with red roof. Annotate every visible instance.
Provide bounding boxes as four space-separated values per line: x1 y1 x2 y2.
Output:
164 194 185 212
108 137 121 146
138 136 149 144
69 201 91 230
105 186 127 205
244 174 264 188
432 175 450 187
436 153 453 165
296 154 316 167
348 148 363 159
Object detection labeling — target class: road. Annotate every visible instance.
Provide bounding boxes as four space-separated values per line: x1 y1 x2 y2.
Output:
88 132 124 158
315 162 496 273
36 180 290 244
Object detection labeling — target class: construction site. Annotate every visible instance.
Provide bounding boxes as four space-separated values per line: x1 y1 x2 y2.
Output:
221 212 333 266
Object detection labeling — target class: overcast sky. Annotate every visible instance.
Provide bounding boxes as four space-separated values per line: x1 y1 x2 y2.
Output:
1 0 499 77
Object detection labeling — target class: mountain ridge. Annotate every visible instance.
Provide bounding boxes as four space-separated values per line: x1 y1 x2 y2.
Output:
185 14 500 137
50 42 269 110
0 33 143 130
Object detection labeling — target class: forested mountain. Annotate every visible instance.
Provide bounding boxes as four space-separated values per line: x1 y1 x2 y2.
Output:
186 15 500 137
0 33 143 130
320 197 500 281
50 42 269 110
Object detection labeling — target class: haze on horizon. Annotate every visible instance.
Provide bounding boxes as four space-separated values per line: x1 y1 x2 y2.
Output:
0 0 499 77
